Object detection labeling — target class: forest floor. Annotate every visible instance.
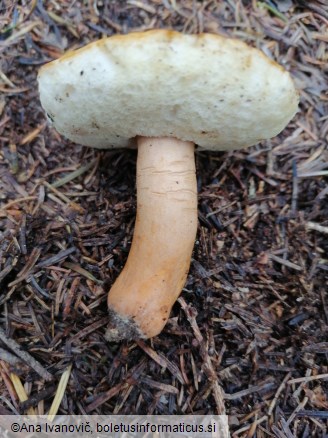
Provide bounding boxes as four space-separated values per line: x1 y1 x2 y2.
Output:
0 1 327 436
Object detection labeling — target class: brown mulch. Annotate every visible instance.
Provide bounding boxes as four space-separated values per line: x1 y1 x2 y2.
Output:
0 0 327 436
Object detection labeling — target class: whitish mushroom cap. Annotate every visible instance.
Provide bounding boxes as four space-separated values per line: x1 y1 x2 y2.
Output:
38 30 298 151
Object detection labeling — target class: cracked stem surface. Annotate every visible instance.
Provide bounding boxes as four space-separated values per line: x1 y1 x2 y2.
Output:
106 136 197 341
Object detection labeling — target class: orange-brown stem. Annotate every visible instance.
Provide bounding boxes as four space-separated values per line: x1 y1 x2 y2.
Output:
106 136 197 341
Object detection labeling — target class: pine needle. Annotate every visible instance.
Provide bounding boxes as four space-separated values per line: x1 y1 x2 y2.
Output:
47 364 72 421
63 262 103 284
51 160 97 188
10 373 36 415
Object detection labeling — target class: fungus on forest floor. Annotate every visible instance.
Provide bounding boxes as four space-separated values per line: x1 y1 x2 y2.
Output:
38 30 298 341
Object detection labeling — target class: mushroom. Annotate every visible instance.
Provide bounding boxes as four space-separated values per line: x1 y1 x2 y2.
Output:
38 30 298 341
